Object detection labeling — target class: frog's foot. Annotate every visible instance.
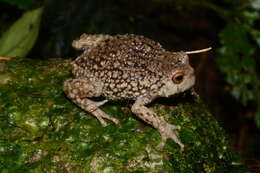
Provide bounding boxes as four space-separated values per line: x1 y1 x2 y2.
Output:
157 123 184 151
92 108 120 127
81 99 120 127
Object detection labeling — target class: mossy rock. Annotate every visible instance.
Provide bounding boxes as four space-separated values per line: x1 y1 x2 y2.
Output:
0 58 249 173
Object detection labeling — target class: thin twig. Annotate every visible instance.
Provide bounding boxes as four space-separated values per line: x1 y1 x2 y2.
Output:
0 57 10 60
185 47 212 55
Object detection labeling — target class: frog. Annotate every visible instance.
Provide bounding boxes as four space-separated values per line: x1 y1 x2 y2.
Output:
63 33 211 151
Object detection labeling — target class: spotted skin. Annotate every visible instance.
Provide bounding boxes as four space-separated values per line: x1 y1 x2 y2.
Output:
63 34 195 151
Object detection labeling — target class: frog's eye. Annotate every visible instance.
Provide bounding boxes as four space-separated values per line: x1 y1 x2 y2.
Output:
172 72 184 84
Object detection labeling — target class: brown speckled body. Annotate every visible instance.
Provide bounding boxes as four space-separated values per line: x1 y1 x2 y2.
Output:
72 34 192 100
63 34 196 151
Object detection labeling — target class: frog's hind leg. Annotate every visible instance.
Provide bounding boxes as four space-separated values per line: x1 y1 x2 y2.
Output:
63 79 119 126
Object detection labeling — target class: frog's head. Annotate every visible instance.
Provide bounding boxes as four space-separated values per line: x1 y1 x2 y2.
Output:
158 48 211 97
158 52 194 97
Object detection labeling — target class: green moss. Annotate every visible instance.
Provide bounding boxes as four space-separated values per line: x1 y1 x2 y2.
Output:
0 58 249 172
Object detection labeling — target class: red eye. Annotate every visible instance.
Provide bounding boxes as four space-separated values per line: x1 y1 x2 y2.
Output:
172 72 184 84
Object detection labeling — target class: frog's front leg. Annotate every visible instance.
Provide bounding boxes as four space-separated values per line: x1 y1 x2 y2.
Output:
63 79 119 126
131 96 184 151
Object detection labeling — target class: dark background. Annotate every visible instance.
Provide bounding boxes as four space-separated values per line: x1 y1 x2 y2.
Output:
0 0 259 172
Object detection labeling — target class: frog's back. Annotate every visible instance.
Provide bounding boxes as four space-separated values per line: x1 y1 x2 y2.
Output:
72 34 170 99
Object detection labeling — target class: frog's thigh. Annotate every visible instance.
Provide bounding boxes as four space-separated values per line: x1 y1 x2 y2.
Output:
63 79 102 98
63 78 105 113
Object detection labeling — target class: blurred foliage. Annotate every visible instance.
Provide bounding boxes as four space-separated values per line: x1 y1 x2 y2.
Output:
39 0 161 57
0 0 42 10
216 1 260 126
0 8 42 57
0 58 248 172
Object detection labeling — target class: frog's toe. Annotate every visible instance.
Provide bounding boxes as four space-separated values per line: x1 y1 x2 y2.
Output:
95 99 108 107
157 123 184 151
92 109 120 126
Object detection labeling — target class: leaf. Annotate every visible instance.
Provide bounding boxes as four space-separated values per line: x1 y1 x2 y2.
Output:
0 0 40 10
255 109 260 127
251 0 260 10
0 7 43 58
251 29 260 46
